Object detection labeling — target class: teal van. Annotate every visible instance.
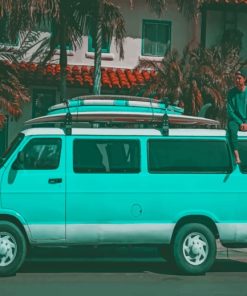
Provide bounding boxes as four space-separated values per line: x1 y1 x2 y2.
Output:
0 96 246 276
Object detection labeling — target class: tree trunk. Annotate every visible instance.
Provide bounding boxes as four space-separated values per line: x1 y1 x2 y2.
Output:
189 15 200 50
93 0 103 95
59 3 67 102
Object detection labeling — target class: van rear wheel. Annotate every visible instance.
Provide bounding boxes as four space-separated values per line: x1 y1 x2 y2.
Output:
0 222 27 276
173 223 216 275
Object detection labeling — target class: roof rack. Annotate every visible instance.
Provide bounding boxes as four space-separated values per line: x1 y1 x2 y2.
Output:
25 95 220 135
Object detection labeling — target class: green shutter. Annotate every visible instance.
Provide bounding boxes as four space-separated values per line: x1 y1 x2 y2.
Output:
51 21 73 50
0 15 18 46
142 20 171 57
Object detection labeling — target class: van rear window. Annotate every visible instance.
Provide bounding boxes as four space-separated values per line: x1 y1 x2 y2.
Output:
148 139 232 173
73 139 140 173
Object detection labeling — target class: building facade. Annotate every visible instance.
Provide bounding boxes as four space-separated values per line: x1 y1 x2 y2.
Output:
0 0 246 152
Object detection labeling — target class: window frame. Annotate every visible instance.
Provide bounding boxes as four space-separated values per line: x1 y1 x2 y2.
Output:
142 19 171 57
147 138 233 174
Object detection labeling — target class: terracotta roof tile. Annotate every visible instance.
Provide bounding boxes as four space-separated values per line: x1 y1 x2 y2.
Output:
16 63 154 89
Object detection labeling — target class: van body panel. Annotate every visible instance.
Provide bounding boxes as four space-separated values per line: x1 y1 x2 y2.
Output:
0 135 66 241
0 207 34 242
62 134 245 245
217 223 247 243
66 224 174 244
0 128 247 246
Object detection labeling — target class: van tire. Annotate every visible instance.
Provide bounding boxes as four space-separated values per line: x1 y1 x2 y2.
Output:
0 222 27 276
173 223 216 275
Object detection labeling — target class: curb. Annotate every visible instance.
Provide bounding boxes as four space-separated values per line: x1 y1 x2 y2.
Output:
217 240 247 260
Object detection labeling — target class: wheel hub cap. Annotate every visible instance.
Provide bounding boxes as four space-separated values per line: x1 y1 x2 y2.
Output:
183 232 208 266
0 232 17 266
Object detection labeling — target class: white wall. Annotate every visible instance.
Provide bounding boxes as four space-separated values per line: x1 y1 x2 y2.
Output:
53 0 194 69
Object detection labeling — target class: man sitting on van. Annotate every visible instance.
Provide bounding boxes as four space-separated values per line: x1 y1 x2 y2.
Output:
227 68 247 164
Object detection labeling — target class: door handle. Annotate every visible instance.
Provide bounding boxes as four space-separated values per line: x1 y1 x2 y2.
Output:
48 178 62 184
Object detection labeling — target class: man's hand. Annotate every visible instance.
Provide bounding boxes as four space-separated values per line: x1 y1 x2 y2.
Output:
240 123 247 131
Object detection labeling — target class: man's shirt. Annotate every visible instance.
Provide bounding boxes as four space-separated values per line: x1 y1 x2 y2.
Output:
227 86 247 125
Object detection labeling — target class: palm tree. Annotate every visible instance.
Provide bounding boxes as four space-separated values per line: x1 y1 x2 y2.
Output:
3 0 127 99
90 0 126 95
175 0 214 48
1 0 166 98
136 45 247 125
0 56 29 127
2 0 89 101
0 31 44 127
92 0 166 94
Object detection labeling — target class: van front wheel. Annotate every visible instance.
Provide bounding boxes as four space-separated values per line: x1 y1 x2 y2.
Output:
173 223 216 275
0 222 27 276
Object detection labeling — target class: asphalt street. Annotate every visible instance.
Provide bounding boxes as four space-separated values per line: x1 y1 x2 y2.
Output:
1 244 247 296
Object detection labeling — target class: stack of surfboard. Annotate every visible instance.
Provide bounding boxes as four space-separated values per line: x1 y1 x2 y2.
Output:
26 95 219 127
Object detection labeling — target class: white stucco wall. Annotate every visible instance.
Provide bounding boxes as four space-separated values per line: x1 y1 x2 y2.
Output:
53 0 194 69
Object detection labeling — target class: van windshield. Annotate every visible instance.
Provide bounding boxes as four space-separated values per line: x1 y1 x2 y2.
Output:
0 133 24 167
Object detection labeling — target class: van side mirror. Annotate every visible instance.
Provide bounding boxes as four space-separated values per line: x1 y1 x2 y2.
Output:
12 151 24 170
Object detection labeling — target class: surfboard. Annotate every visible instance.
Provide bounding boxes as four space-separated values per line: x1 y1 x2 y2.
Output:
48 95 184 115
26 111 220 126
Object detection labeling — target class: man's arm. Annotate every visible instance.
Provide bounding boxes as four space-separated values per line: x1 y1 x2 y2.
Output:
227 93 243 125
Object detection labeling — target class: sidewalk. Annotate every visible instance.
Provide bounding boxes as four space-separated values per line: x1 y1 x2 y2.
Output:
217 240 247 261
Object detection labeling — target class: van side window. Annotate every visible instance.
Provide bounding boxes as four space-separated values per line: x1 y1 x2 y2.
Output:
73 139 140 173
20 138 61 170
148 139 232 173
239 141 247 173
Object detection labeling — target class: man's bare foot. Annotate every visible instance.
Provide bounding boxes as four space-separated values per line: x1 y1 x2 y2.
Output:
234 150 241 164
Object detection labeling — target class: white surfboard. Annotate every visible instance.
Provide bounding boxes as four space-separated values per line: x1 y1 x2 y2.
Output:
26 111 220 126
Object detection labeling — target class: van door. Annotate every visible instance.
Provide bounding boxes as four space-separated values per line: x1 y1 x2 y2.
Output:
1 136 66 241
65 136 144 244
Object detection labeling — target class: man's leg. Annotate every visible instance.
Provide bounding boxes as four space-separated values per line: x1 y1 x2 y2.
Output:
228 120 241 163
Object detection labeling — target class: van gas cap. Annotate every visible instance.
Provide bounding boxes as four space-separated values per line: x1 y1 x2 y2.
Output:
131 204 143 217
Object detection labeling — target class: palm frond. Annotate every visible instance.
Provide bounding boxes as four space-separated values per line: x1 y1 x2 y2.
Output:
176 0 204 20
103 1 126 59
145 0 166 17
136 42 247 123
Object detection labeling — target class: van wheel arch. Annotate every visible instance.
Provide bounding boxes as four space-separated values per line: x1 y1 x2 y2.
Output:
171 215 219 244
0 215 30 248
